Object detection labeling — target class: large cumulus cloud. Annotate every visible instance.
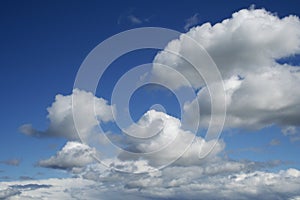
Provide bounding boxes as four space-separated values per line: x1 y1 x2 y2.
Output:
152 8 300 130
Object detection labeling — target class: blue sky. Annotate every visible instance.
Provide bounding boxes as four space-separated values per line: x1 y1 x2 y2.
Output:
1 0 300 199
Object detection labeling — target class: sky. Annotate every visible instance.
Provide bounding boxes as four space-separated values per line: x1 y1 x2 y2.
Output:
1 0 300 199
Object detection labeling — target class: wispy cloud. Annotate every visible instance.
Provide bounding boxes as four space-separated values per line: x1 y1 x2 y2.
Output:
282 126 300 142
184 13 200 31
117 9 153 26
127 14 143 25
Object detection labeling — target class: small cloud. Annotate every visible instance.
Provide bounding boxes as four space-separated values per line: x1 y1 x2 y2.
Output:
282 126 297 136
282 126 300 143
19 124 43 138
249 4 256 10
269 139 280 146
127 14 142 25
118 9 152 26
0 159 20 166
37 141 96 172
184 13 200 31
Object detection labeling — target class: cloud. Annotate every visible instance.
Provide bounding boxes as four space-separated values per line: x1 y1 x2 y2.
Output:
20 89 115 141
0 159 20 166
282 126 297 136
16 7 300 199
114 110 225 168
117 9 152 26
0 178 94 199
36 110 283 176
281 126 300 142
153 8 300 89
37 141 97 172
152 8 300 131
270 138 281 146
32 109 225 173
127 14 143 25
1 168 300 199
0 188 21 199
184 13 200 31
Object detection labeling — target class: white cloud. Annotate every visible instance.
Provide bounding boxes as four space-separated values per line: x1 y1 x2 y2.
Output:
38 141 97 172
152 8 300 130
184 66 300 129
117 9 151 26
20 89 115 141
118 110 225 168
153 9 300 89
34 110 225 172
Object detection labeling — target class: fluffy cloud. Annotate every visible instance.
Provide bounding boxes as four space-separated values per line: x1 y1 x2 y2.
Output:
20 89 115 141
153 8 300 89
184 66 300 129
38 141 97 172
34 110 280 176
33 109 225 173
152 8 300 130
117 110 225 168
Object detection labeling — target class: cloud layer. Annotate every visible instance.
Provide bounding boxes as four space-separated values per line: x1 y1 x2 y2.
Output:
1 168 300 200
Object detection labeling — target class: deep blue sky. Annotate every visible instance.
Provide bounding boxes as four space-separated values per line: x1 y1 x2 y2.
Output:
0 0 300 180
